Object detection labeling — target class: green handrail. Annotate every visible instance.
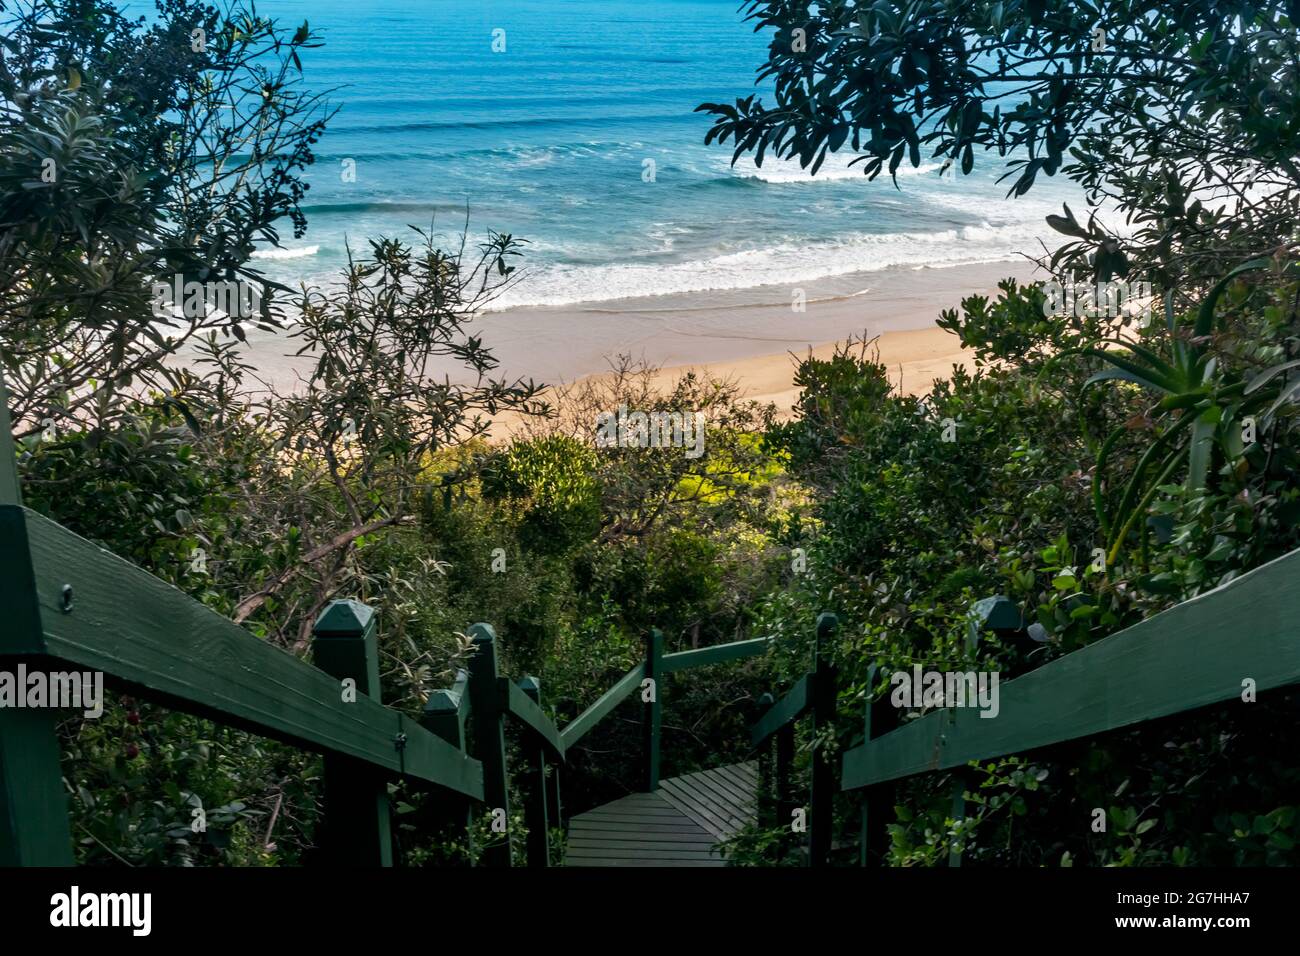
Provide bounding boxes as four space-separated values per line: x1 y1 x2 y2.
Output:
843 545 1300 792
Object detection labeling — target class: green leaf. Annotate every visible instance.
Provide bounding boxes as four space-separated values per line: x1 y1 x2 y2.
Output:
1193 257 1271 339
1186 412 1217 491
1244 359 1300 395
1045 203 1090 239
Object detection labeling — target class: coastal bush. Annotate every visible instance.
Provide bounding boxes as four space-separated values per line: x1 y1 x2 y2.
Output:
742 272 1300 866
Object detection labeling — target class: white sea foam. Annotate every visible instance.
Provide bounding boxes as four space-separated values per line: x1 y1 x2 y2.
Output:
252 245 320 260
726 153 950 184
488 220 1050 309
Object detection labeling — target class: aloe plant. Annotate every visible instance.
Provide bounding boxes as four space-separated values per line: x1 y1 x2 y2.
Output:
1062 258 1296 564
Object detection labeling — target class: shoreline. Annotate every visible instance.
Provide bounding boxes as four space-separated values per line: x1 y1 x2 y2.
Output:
206 258 1044 429
480 258 1043 434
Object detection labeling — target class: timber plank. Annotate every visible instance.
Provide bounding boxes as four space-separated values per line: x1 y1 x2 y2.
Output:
660 779 742 839
841 545 1300 790
563 855 723 867
713 765 759 799
568 821 706 835
672 775 748 827
563 763 757 866
684 767 754 815
567 838 717 852
14 507 483 799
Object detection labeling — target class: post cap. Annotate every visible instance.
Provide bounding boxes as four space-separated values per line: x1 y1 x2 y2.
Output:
970 595 1023 632
468 622 497 645
815 612 839 637
313 599 376 637
424 687 462 716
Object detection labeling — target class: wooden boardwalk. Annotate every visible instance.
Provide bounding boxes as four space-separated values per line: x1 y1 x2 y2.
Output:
564 762 758 867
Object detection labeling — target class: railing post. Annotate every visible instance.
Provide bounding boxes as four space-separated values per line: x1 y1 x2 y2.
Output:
518 675 551 867
641 628 663 792
0 370 75 866
467 623 511 866
755 691 775 825
549 763 564 833
775 723 796 829
859 662 897 867
312 599 392 866
421 670 472 858
809 612 837 867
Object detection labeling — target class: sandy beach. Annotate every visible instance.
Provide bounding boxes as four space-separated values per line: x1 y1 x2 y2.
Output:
216 258 1042 431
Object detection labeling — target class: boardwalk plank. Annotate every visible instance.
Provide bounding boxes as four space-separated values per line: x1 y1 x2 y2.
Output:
565 762 757 864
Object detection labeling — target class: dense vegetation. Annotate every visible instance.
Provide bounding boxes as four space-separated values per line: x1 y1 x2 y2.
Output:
2 0 1298 865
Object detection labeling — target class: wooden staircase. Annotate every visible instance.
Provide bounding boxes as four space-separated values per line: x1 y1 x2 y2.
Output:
564 762 758 867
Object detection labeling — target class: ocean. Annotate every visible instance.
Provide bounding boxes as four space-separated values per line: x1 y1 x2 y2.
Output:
184 0 1079 310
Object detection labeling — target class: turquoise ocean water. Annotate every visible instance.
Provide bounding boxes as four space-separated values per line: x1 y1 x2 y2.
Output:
170 0 1078 309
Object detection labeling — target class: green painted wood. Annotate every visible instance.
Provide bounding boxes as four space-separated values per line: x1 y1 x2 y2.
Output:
642 629 663 792
501 677 565 762
809 613 837 868
312 601 392 867
0 368 22 507
754 691 774 824
0 707 76 866
842 544 1300 791
660 635 771 673
421 669 473 850
558 661 645 748
0 389 75 864
774 724 795 827
467 623 511 867
423 670 468 745
859 665 898 867
750 674 810 747
548 763 564 832
13 506 483 798
518 676 551 868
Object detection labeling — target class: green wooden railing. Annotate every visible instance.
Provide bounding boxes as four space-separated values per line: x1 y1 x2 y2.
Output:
743 547 1300 866
6 360 1300 867
0 372 775 865
749 612 838 866
839 545 1300 866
